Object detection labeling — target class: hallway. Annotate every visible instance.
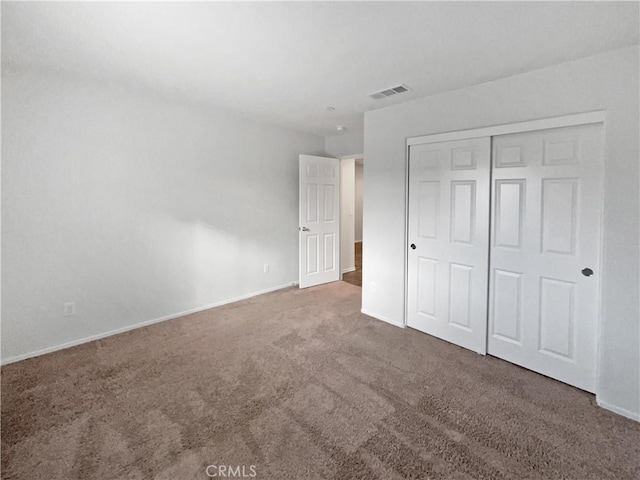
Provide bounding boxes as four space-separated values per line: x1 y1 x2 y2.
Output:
342 242 362 287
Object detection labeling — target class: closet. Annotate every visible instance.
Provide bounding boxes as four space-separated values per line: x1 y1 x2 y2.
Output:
407 120 604 392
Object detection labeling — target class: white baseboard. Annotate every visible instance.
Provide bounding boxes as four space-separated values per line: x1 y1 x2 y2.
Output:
355 239 362 243
341 266 356 274
596 399 640 422
360 308 405 328
1 282 296 366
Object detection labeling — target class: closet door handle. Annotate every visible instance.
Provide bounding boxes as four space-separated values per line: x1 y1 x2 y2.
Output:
581 268 594 277
410 244 416 250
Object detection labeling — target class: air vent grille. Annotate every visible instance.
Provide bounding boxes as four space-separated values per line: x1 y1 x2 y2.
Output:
368 84 411 100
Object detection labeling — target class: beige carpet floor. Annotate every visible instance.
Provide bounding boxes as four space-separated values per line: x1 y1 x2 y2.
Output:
2 281 639 479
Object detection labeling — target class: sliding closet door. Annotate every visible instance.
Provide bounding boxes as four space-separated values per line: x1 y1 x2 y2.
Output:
407 138 491 354
488 124 603 392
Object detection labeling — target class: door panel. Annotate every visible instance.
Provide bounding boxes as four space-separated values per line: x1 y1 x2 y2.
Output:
407 137 491 354
299 155 340 288
450 181 475 243
492 269 523 344
488 124 603 392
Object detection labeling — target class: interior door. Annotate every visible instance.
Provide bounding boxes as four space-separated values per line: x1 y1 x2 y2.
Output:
299 154 340 288
407 137 491 354
488 123 603 392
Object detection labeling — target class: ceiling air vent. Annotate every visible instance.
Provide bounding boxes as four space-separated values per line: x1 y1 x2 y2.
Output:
368 84 411 100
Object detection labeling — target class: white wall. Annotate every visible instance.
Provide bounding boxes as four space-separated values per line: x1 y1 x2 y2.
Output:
1 66 325 362
363 46 640 419
325 131 364 158
354 162 363 243
340 159 355 273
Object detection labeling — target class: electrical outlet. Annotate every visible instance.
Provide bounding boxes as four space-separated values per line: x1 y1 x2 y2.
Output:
64 302 76 316
370 282 376 293
263 264 270 274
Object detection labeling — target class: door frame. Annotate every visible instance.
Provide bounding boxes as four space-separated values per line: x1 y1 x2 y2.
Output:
406 110 605 147
339 154 364 279
403 110 606 382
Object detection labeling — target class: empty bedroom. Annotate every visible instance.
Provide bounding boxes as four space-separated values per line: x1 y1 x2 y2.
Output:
2 2 639 479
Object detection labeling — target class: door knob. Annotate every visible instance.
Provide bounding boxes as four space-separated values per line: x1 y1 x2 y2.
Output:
581 268 594 277
300 227 310 232
410 244 416 250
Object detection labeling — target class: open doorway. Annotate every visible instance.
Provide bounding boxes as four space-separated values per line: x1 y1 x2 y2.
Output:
341 157 363 287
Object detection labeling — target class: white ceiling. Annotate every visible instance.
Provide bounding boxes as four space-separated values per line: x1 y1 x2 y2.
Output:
2 2 638 137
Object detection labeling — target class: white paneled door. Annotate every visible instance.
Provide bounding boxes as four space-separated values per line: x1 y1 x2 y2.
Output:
488 124 603 392
407 138 491 354
407 122 603 392
299 155 340 288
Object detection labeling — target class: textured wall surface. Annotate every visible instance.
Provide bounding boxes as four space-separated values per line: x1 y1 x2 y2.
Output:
2 66 325 362
325 131 364 158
